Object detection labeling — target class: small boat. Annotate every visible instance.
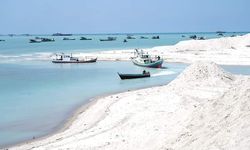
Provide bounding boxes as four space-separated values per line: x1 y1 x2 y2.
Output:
63 37 75 40
99 37 117 41
80 37 92 40
22 34 30 36
127 36 136 39
218 33 224 36
189 35 197 40
29 39 42 43
0 39 5 42
131 49 163 68
52 54 97 63
152 36 160 39
118 70 150 80
30 37 55 43
41 38 55 42
140 36 148 39
198 36 205 40
52 33 72 36
216 31 226 34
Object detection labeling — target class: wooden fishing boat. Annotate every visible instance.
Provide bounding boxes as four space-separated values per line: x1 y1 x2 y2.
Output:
80 37 92 40
63 37 76 40
29 39 42 43
99 37 117 41
118 71 150 80
52 33 72 36
131 49 163 68
52 54 97 63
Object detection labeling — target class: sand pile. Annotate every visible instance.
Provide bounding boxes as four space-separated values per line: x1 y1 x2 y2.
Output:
165 62 250 149
170 61 235 87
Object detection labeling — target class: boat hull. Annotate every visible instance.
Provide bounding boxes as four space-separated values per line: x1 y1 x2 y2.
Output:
132 59 163 68
52 58 97 63
118 73 150 80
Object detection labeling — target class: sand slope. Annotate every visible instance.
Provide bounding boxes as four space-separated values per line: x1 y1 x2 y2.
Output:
11 62 250 150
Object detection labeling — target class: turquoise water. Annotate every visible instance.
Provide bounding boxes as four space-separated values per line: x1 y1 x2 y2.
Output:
0 61 187 147
0 32 245 55
0 32 249 148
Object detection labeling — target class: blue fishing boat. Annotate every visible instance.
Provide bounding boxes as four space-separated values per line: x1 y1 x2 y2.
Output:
131 49 163 68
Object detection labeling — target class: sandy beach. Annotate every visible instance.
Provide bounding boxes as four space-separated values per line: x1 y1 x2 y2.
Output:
10 61 250 150
9 35 250 150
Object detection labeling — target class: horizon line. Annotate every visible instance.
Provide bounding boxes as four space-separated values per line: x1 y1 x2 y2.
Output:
0 31 249 36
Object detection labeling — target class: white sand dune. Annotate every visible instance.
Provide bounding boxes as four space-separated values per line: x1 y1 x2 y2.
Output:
75 34 250 65
11 62 250 150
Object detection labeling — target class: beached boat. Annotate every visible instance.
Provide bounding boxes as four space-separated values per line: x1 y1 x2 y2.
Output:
118 70 150 80
52 54 97 63
99 37 117 41
131 49 163 68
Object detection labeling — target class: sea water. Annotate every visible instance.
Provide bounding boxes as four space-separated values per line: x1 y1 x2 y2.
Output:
0 61 187 147
0 32 249 147
0 32 244 56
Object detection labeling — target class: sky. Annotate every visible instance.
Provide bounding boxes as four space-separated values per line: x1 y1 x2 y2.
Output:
0 0 249 34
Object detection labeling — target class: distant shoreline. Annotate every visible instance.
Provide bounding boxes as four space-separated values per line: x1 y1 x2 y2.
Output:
0 31 249 36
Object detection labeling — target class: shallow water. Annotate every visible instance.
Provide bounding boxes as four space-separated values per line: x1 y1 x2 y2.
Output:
0 61 188 147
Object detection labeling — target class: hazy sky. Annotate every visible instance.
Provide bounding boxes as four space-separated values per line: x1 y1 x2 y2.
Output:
0 0 249 34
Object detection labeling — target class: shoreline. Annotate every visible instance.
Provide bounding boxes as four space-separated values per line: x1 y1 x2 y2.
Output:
4 62 249 149
6 82 167 149
10 62 250 149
